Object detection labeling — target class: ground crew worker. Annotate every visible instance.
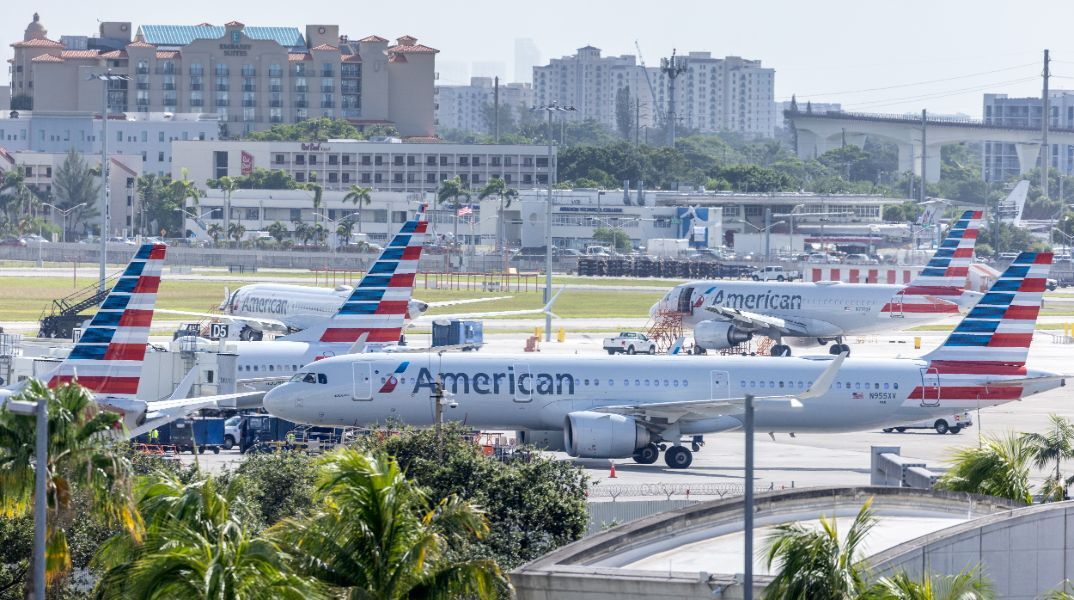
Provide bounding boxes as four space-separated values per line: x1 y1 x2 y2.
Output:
149 428 160 444
286 431 296 449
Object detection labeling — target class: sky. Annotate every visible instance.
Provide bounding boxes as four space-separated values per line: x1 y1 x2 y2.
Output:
5 0 1074 118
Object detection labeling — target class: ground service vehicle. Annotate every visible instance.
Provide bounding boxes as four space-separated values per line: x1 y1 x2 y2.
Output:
751 266 800 281
238 415 342 453
136 418 225 453
883 411 973 435
603 332 657 355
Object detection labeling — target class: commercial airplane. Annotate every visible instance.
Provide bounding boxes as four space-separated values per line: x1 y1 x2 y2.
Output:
0 243 259 436
651 209 985 356
163 283 513 340
262 252 1062 469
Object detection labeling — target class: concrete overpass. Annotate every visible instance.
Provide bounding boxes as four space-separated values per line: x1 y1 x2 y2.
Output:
786 108 1074 182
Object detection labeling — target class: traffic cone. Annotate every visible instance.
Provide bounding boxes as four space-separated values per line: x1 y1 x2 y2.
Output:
608 462 617 478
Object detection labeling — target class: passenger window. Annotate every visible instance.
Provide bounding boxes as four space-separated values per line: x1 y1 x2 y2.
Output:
663 379 669 387
855 383 861 390
874 383 879 390
609 379 614 386
884 383 889 390
750 381 756 388
674 380 680 387
683 380 688 387
644 379 650 386
584 379 590 386
740 380 746 387
778 381 784 388
269 365 275 372
318 373 327 384
634 379 640 386
894 383 899 390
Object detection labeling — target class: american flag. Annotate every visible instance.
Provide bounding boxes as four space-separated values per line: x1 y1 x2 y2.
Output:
457 206 473 217
852 392 864 400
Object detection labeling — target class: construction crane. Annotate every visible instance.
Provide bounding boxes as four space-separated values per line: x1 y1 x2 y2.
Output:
634 40 665 125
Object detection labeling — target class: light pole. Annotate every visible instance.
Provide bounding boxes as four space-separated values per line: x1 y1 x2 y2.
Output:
736 219 786 262
533 102 576 341
7 397 47 600
89 70 130 293
1053 227 1074 252
743 393 754 600
42 202 86 244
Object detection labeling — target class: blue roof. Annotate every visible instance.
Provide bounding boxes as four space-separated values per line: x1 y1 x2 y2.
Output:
137 25 306 49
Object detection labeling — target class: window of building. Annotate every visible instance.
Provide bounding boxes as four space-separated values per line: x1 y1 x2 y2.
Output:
157 151 164 162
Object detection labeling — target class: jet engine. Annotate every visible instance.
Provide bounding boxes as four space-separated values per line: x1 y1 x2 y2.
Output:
563 411 652 458
516 429 567 452
694 320 753 350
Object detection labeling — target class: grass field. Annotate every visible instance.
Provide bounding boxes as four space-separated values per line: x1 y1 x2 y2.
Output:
0 273 664 324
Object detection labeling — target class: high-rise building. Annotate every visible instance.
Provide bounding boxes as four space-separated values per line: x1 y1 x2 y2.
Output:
435 77 534 135
651 53 776 137
532 46 776 138
982 92 1074 182
513 38 540 84
532 46 655 129
8 13 438 137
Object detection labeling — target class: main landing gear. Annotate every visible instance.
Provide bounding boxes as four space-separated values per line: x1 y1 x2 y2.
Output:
632 435 704 469
770 341 792 357
819 337 851 356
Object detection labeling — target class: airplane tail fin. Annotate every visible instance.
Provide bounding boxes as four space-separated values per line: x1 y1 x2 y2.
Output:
923 251 1051 368
219 286 231 310
47 243 166 398
283 205 427 347
907 209 983 292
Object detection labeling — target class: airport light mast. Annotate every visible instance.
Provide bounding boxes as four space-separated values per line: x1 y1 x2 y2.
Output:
532 102 575 341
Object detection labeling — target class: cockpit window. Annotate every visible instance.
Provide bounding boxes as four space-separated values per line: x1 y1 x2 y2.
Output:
289 372 307 382
297 373 316 384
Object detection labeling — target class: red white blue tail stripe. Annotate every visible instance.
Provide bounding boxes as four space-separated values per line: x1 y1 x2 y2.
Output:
882 210 983 316
289 206 427 346
47 243 166 398
924 251 1051 367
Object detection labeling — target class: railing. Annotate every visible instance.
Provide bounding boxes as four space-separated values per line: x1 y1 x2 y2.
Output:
588 481 793 499
786 108 1074 133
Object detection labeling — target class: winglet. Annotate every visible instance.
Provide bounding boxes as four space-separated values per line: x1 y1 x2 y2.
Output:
219 286 231 311
347 332 370 355
167 366 198 401
669 336 686 355
798 352 847 400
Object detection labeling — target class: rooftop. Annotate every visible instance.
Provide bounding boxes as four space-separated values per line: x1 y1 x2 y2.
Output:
136 24 306 49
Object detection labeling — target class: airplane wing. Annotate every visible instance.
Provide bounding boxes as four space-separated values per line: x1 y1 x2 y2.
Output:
703 305 807 336
154 309 290 333
128 390 265 438
592 353 846 423
424 296 513 309
412 288 564 324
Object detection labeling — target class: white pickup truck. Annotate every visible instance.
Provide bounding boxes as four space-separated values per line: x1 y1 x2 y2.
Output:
882 411 974 435
603 332 657 355
750 265 801 282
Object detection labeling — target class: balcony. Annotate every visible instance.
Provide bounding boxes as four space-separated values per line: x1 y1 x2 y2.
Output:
295 85 309 93
155 67 176 75
215 84 229 92
243 100 256 108
295 100 308 108
136 99 149 106
215 99 229 107
190 82 203 91
241 68 256 77
320 85 334 94
320 101 334 108
242 84 256 92
162 82 176 91
321 70 334 78
136 66 149 75
270 116 283 123
269 84 282 92
136 82 150 90
190 99 203 107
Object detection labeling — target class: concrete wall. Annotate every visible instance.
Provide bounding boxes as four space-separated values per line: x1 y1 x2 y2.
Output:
870 501 1074 599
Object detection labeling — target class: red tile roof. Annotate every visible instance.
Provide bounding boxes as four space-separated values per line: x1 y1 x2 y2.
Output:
288 53 311 62
225 20 245 28
156 51 180 59
388 54 408 64
61 50 101 59
110 158 138 177
11 37 64 48
358 35 388 43
396 35 418 45
310 43 338 52
127 40 156 48
341 54 362 62
388 43 439 54
100 49 128 59
31 54 63 63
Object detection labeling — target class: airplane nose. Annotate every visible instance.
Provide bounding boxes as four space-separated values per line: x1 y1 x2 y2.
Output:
263 384 297 419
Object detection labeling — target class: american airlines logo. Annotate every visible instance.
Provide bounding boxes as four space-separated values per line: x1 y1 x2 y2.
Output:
240 296 290 315
408 366 576 396
711 289 803 311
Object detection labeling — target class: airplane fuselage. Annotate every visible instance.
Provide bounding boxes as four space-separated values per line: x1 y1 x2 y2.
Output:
227 283 427 331
263 353 1055 435
655 280 960 339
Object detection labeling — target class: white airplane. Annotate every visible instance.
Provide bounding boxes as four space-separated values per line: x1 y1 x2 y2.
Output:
997 180 1030 226
161 283 515 341
0 243 261 437
652 209 985 356
262 252 1063 469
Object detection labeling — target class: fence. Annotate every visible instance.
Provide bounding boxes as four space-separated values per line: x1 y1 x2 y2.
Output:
586 500 697 535
588 481 795 501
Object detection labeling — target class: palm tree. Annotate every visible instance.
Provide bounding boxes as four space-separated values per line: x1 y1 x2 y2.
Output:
227 222 247 248
869 567 993 600
478 177 518 254
342 185 372 233
267 221 289 245
207 223 224 246
1023 414 1074 502
335 218 354 250
311 223 328 248
207 175 239 236
763 497 876 599
437 177 470 271
93 474 319 599
275 449 504 599
0 381 140 584
292 221 314 248
935 433 1033 504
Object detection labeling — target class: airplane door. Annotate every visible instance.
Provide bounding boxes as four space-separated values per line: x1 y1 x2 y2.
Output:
513 362 532 403
677 287 696 314
352 363 372 401
919 367 940 407
710 370 730 399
